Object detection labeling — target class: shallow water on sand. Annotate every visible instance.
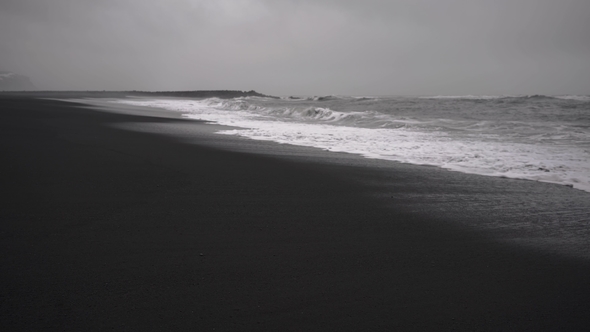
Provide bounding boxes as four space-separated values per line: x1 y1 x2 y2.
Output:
109 108 590 261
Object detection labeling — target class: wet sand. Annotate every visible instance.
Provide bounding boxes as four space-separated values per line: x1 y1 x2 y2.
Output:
1 96 589 331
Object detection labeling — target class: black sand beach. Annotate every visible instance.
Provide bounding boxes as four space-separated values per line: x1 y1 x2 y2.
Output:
1 96 590 331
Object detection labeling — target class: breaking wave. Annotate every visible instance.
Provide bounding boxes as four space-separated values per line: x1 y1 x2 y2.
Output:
422 94 590 102
114 96 590 193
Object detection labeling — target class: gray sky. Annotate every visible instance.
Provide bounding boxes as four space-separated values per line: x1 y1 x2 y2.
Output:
1 0 589 95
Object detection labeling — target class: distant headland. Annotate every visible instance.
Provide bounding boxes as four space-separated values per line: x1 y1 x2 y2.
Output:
0 89 276 99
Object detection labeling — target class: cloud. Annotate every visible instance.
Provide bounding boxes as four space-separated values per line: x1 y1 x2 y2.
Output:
1 0 589 94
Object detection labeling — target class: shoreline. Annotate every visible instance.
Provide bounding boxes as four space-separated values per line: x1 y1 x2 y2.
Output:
109 95 590 194
0 89 275 99
2 96 590 330
89 97 590 260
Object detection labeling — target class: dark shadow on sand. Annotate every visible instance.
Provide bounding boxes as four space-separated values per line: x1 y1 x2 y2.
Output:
1 97 589 331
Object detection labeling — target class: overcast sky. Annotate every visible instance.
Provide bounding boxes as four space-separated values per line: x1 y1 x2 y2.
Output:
1 0 589 95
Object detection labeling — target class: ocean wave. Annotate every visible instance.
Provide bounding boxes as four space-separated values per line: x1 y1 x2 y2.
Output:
216 123 590 193
113 97 590 193
520 94 558 100
202 98 264 111
554 95 590 102
266 106 342 120
305 95 347 101
421 95 507 100
421 94 583 102
352 97 377 101
282 95 378 102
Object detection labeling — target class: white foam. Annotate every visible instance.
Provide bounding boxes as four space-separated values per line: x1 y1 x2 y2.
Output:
554 95 590 102
219 124 590 192
423 94 590 102
114 98 590 193
420 95 508 100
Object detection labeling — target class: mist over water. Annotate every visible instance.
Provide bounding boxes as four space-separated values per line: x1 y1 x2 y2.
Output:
117 95 590 193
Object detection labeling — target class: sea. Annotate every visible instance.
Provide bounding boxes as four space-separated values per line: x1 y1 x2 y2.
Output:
116 94 590 194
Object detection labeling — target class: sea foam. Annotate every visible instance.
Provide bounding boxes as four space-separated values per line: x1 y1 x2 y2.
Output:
115 95 590 193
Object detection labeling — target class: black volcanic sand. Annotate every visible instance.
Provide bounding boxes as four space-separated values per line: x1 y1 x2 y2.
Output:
1 97 590 331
